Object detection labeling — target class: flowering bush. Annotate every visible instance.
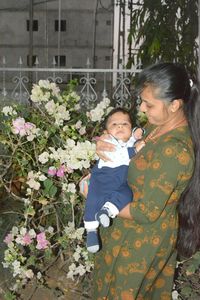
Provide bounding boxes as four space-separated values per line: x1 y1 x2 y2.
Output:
0 79 113 297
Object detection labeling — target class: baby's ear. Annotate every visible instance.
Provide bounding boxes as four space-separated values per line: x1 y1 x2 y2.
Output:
103 130 108 134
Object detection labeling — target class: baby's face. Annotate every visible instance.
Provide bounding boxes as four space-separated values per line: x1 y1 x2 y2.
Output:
105 112 132 142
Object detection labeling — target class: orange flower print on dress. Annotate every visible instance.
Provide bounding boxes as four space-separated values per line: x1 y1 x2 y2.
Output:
178 172 192 181
163 265 175 277
161 222 168 230
146 149 154 161
139 203 146 212
136 175 145 185
112 245 121 257
151 159 161 170
111 229 122 240
163 146 174 157
134 155 148 170
146 267 157 280
104 272 112 284
158 260 166 270
133 190 144 201
97 278 103 291
151 236 161 246
168 191 179 204
121 290 134 300
160 292 172 300
118 265 128 275
148 209 160 222
121 247 131 258
104 253 113 265
133 240 142 249
155 278 165 288
177 149 190 165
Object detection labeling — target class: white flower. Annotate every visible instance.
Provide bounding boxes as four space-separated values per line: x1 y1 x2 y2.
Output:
2 106 17 116
12 260 21 277
2 262 9 268
38 174 47 181
47 226 54 234
37 272 42 280
74 104 80 110
70 195 76 204
45 100 56 115
25 269 34 279
23 198 31 205
79 126 86 135
74 264 86 276
73 251 81 262
11 226 19 235
67 183 76 194
20 227 27 236
38 80 51 89
54 105 70 125
29 229 36 238
75 120 82 129
26 188 32 196
63 125 69 132
172 290 179 300
26 171 41 190
66 138 76 148
87 98 111 122
38 152 49 164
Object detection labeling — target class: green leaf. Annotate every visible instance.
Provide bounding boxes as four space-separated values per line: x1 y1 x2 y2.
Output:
43 179 53 191
48 185 58 198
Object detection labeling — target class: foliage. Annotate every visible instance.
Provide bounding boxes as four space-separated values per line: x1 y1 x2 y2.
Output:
128 0 198 79
174 252 200 299
0 79 113 297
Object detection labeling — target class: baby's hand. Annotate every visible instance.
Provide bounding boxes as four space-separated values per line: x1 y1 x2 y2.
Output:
133 127 145 140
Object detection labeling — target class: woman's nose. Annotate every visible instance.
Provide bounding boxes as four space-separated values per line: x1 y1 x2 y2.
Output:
140 102 146 112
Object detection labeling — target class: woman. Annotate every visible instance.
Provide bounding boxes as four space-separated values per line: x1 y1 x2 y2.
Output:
82 62 200 300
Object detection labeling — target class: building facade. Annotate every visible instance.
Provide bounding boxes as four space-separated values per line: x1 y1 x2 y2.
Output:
0 0 114 68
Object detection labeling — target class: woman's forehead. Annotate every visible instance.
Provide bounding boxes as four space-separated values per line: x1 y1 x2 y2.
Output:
140 85 163 103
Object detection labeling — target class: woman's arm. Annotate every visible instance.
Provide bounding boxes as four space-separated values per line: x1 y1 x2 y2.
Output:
96 134 116 161
118 203 133 220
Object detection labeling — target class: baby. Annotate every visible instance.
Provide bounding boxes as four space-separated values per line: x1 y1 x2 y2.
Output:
81 107 145 253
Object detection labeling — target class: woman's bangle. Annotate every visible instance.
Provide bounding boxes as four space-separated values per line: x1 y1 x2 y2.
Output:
92 136 101 142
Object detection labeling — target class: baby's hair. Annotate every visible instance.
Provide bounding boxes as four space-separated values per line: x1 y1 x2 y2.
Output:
102 107 133 130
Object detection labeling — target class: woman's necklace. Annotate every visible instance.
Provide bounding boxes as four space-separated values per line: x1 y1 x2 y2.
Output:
144 117 187 143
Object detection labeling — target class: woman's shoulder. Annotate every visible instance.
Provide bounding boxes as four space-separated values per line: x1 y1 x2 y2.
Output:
161 126 194 162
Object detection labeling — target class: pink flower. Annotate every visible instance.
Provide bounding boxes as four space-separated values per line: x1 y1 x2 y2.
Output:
22 233 32 245
48 166 57 176
12 118 36 137
24 122 34 131
36 232 49 250
56 165 65 177
4 233 13 245
12 118 26 136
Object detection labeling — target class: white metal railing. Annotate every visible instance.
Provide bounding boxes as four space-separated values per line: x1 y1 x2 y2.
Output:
0 57 142 108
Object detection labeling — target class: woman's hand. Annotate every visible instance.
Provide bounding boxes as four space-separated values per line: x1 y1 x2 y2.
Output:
96 134 116 161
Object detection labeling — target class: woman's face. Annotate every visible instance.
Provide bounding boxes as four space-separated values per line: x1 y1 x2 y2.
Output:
139 85 172 126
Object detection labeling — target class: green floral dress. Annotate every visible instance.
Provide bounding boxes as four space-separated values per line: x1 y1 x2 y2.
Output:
93 125 194 300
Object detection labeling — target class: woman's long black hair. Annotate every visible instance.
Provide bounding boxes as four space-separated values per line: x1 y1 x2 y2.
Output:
136 62 200 258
